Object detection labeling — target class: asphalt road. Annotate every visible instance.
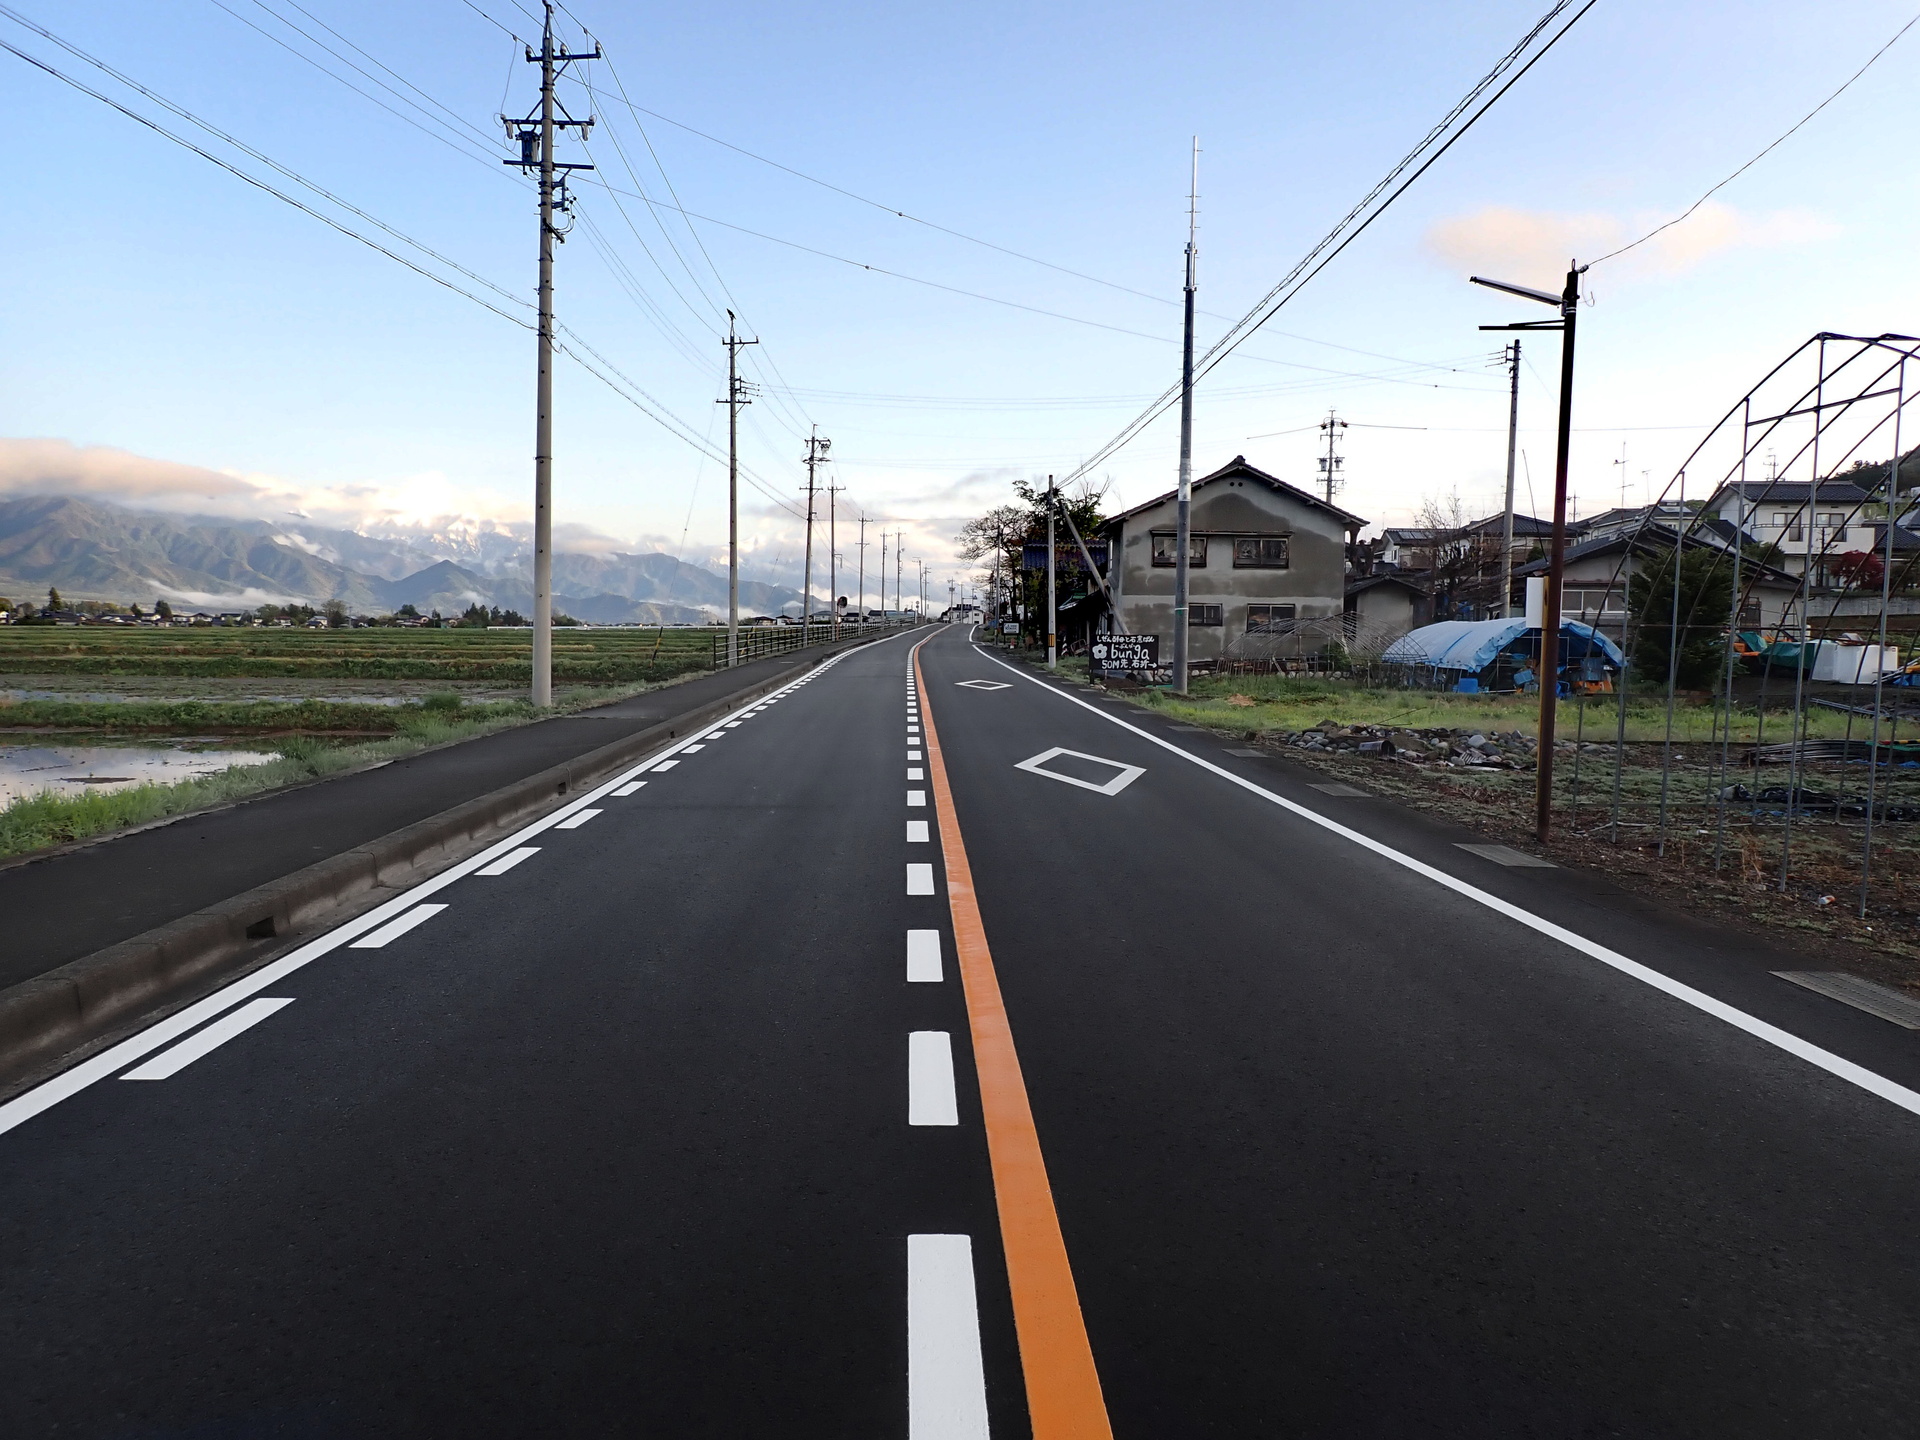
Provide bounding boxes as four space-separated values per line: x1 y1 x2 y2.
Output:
3 623 1919 1436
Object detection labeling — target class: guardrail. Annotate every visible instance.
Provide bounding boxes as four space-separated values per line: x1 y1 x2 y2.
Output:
710 617 923 668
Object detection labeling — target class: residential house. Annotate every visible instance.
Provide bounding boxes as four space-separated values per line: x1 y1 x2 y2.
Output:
1104 455 1364 665
1700 479 1874 583
1343 572 1430 648
1513 524 1801 633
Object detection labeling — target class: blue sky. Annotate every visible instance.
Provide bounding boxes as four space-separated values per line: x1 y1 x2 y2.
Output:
4 0 1917 597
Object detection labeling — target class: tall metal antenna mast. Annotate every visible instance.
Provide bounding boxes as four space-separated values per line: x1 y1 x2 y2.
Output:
1172 137 1199 694
504 0 597 706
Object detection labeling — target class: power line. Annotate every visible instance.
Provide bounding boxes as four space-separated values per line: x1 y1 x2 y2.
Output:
0 28 534 328
1059 0 1598 485
1592 8 1920 266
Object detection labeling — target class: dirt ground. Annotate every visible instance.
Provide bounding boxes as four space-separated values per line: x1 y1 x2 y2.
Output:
1247 736 1920 990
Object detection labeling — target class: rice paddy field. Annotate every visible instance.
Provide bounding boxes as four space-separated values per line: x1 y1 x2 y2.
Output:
0 625 730 859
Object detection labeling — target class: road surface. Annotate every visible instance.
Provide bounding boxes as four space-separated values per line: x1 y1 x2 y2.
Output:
2 623 1918 1436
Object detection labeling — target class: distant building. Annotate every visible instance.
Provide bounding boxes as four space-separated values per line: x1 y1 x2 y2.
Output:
1102 455 1365 666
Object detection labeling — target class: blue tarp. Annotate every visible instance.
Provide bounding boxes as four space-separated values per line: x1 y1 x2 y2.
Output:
1381 618 1625 673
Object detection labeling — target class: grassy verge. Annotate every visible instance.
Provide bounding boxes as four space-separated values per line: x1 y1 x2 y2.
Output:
1037 658 1920 973
0 670 701 861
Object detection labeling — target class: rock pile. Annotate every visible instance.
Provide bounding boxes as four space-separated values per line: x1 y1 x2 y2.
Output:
1284 721 1542 768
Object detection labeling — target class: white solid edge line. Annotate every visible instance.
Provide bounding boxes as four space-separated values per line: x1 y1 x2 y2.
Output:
476 846 541 876
907 1233 990 1440
907 929 943 983
974 645 1920 1121
0 637 905 1138
555 808 603 830
119 998 295 1080
347 902 450 949
908 1031 960 1125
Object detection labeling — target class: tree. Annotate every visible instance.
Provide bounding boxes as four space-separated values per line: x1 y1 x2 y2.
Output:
1833 549 1885 591
46 586 63 611
155 598 173 620
323 598 349 628
1629 545 1735 690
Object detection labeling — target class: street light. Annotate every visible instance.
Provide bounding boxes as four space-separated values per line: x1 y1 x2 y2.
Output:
1472 262 1585 844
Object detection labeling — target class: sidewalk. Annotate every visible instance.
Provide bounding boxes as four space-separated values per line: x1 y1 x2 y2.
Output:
0 644 851 992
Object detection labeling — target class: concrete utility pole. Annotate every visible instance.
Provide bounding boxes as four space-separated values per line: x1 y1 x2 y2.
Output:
1045 475 1058 669
1318 410 1347 504
504 1 597 706
826 482 843 638
878 531 887 619
1173 138 1199 694
894 530 904 619
801 429 830 641
1500 340 1521 618
857 514 868 617
719 313 758 666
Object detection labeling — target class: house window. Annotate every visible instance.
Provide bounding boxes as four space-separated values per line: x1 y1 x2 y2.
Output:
1738 600 1762 626
1189 603 1222 626
1232 536 1290 568
1151 532 1207 567
1246 604 1296 634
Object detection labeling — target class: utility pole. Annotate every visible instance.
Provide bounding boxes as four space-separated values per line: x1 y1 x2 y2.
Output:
1317 410 1348 504
879 531 887 619
1172 137 1199 694
801 429 830 643
1500 340 1521 618
826 482 843 638
504 1 597 707
718 312 758 667
857 514 869 618
1045 474 1058 669
894 530 904 620
1474 261 1587 843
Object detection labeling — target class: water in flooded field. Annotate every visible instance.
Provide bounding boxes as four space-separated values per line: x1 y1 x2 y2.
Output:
0 738 284 805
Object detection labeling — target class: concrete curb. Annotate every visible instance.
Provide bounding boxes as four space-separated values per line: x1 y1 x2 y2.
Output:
0 641 864 1090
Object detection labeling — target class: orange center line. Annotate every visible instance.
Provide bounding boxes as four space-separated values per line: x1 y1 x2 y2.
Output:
913 639 1114 1440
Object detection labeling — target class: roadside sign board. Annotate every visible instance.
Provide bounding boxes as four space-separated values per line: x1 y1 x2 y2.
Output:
1001 620 1020 635
1090 633 1157 675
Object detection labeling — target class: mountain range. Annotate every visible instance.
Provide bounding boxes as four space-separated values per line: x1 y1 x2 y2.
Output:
0 494 805 623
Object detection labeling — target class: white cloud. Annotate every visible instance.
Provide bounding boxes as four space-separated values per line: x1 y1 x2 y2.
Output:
1423 201 1838 287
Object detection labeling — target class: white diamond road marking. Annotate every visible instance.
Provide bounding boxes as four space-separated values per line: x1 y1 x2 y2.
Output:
349 903 449 949
907 863 936 895
555 809 603 830
955 679 1011 690
1014 747 1145 797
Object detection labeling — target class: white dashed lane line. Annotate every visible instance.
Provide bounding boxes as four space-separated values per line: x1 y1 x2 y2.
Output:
348 904 448 950
908 1234 990 1439
907 863 935 895
908 821 929 843
908 790 926 807
555 809 602 830
907 930 942 982
908 1032 959 1125
476 847 540 876
119 998 297 1081
612 781 647 797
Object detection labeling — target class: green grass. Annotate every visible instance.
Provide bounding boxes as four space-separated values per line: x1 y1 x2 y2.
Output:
0 625 718 682
1066 665 1887 744
0 696 526 734
0 667 703 860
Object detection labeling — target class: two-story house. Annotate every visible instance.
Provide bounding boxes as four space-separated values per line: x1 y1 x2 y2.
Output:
1102 456 1364 665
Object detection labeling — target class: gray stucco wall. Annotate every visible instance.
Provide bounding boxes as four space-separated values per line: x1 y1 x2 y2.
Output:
1114 477 1347 662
